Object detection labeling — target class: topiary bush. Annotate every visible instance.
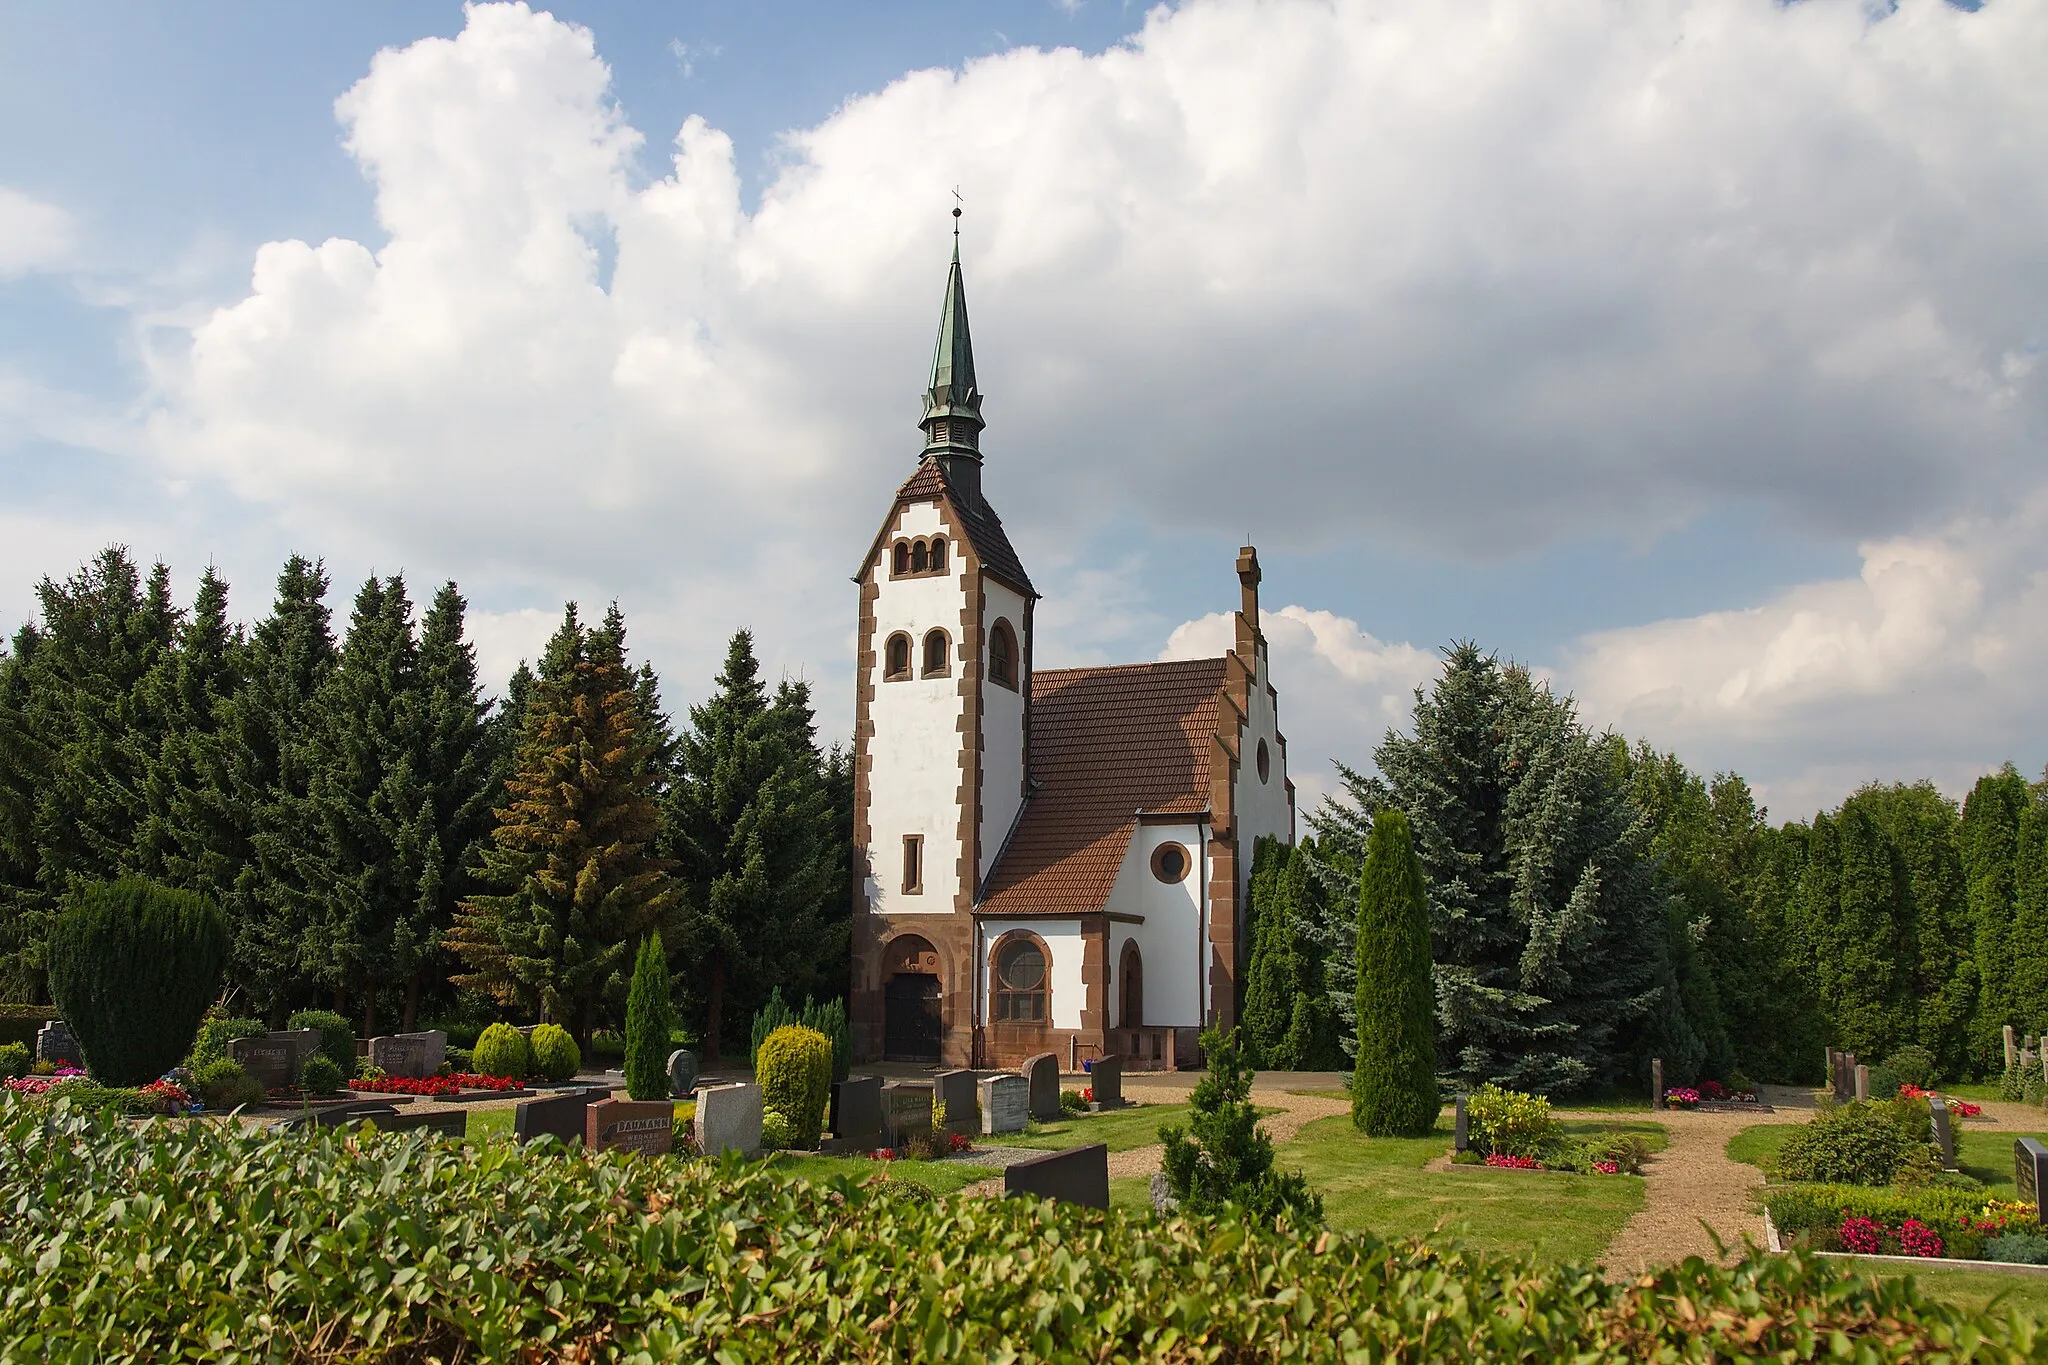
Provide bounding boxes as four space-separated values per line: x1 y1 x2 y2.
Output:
193 1059 263 1111
755 1024 832 1149
46 877 229 1087
287 1010 355 1075
1774 1103 1925 1186
1351 808 1439 1137
299 1054 344 1096
624 934 674 1103
187 1012 264 1073
1466 1084 1557 1159
1881 1046 1937 1091
1863 1065 1902 1101
471 1024 530 1081
529 1024 581 1082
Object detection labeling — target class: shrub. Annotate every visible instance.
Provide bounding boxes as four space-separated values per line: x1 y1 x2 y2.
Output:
1774 1103 1925 1186
760 1106 794 1152
1351 808 1439 1137
623 933 674 1103
1466 1084 1557 1159
1882 1046 1937 1091
45 877 228 1087
2001 1062 2027 1102
193 1059 263 1111
287 1010 355 1074
445 1046 473 1074
1985 1233 2048 1265
1595 1131 1652 1176
471 1024 530 1081
1060 1088 1087 1117
187 1012 264 1072
751 990 850 1084
755 1024 831 1149
299 1054 344 1096
0 1042 27 1080
1864 1065 1902 1101
1890 1145 1943 1188
1159 1026 1322 1226
6 1105 2040 1362
529 1024 581 1082
2025 1070 2048 1107
1763 1183 2035 1261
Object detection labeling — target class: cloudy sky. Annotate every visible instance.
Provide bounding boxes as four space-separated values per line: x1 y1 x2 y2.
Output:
2 0 2042 820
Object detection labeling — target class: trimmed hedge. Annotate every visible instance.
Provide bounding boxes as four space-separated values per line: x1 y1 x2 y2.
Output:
0 1004 57 1051
471 1024 530 1081
1763 1182 2037 1261
46 878 228 1086
529 1023 581 1082
756 1024 831 1149
2 1105 2043 1361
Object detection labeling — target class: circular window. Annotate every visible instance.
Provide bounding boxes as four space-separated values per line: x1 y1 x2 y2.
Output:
1151 842 1191 884
998 940 1046 991
1256 739 1271 784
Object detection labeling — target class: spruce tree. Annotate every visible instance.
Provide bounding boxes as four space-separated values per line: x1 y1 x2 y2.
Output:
1352 808 1437 1135
1810 802 1911 1057
132 567 246 899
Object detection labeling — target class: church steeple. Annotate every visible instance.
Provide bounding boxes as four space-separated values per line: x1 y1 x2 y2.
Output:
921 208 986 501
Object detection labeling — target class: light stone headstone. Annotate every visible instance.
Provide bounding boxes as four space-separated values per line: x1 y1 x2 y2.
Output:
667 1048 698 1097
1023 1052 1062 1123
695 1081 762 1159
979 1073 1028 1136
35 1020 83 1070
1090 1055 1124 1109
1929 1096 1957 1170
2006 1025 2019 1070
934 1069 979 1134
368 1030 447 1079
1854 1064 1870 1103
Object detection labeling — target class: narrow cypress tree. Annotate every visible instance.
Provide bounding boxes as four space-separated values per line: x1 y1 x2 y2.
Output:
624 931 674 1102
1238 868 1295 1069
1352 809 1437 1134
2007 801 2048 1035
1962 767 2030 1066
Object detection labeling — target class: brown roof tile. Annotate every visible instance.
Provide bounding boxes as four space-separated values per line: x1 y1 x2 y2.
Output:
889 458 1035 594
979 657 1227 917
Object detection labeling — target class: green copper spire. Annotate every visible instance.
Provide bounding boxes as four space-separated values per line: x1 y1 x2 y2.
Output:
921 208 984 461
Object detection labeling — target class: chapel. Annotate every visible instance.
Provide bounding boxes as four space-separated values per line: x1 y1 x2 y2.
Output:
848 229 1295 1070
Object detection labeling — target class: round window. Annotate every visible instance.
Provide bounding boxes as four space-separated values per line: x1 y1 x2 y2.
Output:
1256 739 1271 784
998 940 1046 991
1151 842 1191 884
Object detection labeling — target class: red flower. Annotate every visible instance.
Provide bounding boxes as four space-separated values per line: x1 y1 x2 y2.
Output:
1837 1216 1885 1255
1899 1218 1944 1258
1483 1153 1540 1170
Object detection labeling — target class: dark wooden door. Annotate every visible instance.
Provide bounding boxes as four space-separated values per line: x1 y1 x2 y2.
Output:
884 973 942 1062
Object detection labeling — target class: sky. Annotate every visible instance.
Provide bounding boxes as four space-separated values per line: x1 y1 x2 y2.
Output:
1 0 2043 821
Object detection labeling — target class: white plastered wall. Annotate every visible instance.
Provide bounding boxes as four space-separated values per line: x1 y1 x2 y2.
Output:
865 499 966 917
1232 642 1294 906
1102 822 1207 1028
978 578 1029 884
975 918 1087 1030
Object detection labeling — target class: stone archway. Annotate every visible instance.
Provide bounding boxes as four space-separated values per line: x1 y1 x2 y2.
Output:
1119 939 1144 1029
882 933 943 1062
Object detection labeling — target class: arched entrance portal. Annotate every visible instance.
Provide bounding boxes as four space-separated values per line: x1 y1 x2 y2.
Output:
1119 940 1143 1029
882 934 943 1062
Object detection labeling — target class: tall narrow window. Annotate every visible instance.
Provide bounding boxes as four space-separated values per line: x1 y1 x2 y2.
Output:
929 538 946 572
885 633 912 680
988 619 1017 688
923 629 950 676
994 936 1048 1022
893 542 910 576
902 835 923 894
911 541 928 573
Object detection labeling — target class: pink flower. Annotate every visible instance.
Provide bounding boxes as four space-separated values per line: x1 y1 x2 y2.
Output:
1837 1215 1885 1255
1899 1218 1944 1258
1483 1153 1540 1170
1593 1160 1620 1175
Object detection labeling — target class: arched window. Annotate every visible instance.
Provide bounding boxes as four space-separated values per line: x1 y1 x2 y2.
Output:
885 633 912 679
993 935 1048 1023
893 542 909 576
911 541 928 573
922 629 950 676
988 619 1017 688
929 538 946 572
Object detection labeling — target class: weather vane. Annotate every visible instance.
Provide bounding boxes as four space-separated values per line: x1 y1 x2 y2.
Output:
952 185 963 236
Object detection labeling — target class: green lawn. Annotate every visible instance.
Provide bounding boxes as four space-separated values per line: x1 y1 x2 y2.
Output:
1941 1082 2009 1104
769 1153 997 1195
1274 1116 1666 1263
1831 1260 2048 1318
1727 1123 2048 1199
1003 1103 1192 1153
467 1099 695 1145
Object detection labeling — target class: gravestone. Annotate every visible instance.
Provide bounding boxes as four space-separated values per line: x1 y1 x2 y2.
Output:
667 1048 698 1097
1651 1057 1665 1110
1149 1169 1179 1213
515 1088 603 1145
2006 1025 2019 1070
1853 1064 1870 1103
586 1097 675 1156
368 1030 447 1080
829 1076 886 1152
1023 1052 1062 1123
1453 1094 1469 1152
882 1080 934 1147
1929 1096 1956 1170
376 1109 470 1138
934 1069 979 1135
229 1030 322 1092
35 1020 82 1070
2016 1139 2048 1224
1090 1056 1124 1110
1005 1142 1110 1210
695 1082 762 1158
979 1073 1028 1136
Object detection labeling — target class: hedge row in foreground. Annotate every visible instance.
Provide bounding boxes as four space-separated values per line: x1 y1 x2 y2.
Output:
2 1104 2044 1362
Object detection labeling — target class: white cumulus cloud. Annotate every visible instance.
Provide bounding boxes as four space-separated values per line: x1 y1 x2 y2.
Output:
0 187 72 276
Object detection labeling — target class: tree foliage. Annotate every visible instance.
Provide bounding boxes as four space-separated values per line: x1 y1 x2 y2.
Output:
1351 809 1438 1136
1159 1026 1322 1226
47 877 228 1086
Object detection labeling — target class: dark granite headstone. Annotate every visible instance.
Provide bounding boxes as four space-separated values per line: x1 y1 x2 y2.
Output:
368 1030 446 1079
667 1048 698 1097
1023 1052 1062 1123
882 1080 933 1147
515 1088 604 1145
1005 1142 1110 1209
2017 1139 2048 1223
1090 1056 1124 1109
374 1109 469 1138
1929 1097 1956 1170
229 1029 322 1091
829 1075 886 1152
586 1098 675 1156
934 1069 979 1134
1453 1094 1469 1152
35 1020 82 1070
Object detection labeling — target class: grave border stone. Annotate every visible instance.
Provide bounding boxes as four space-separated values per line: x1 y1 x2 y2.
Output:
1004 1142 1110 1210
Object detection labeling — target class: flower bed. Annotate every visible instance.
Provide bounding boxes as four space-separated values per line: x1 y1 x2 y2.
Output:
4 1068 86 1097
1896 1084 1983 1118
348 1072 522 1097
1763 1183 2038 1262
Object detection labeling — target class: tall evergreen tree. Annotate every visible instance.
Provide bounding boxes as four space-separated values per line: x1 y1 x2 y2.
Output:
1808 802 1911 1057
1241 846 1341 1071
2006 795 2048 1036
131 567 245 894
664 632 843 1063
1352 808 1438 1135
447 604 677 1043
1962 766 2031 1067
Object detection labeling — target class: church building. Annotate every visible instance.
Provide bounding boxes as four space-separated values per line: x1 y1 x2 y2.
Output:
848 232 1295 1070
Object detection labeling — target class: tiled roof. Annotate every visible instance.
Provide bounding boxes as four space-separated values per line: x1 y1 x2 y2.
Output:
979 657 1227 917
894 459 1034 594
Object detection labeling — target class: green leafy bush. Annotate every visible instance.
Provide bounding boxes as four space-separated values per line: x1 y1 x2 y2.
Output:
193 1059 263 1111
1773 1102 1930 1186
1985 1233 2048 1265
754 1024 831 1149
1466 1084 1557 1159
471 1024 530 1081
187 1012 264 1072
286 1010 355 1074
529 1024 580 1082
1881 1046 1937 1091
2001 1062 2026 1102
1864 1065 1902 1101
750 989 850 1084
0 1042 27 1079
1060 1088 1087 1117
299 1054 344 1096
1596 1132 1653 1176
760 1106 794 1152
2 1104 2038 1362
1159 1026 1322 1226
1762 1183 2032 1261
46 877 229 1086
445 1046 473 1074
2025 1071 2048 1107
623 934 673 1103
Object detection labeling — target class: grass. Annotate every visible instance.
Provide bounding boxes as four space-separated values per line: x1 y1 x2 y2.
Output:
1829 1260 2048 1318
1003 1103 1192 1153
1942 1082 2010 1103
1727 1122 2048 1199
1274 1116 1667 1263
768 1153 997 1195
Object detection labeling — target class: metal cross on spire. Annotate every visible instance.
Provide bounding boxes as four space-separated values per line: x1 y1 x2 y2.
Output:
952 186 963 257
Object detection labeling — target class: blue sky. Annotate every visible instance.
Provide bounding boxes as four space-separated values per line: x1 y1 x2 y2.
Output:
2 0 2042 817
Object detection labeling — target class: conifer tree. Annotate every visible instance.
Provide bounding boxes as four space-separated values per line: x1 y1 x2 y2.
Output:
447 605 677 1044
624 930 675 1102
2005 798 2048 1035
132 568 245 896
1352 808 1437 1135
1962 767 2031 1064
